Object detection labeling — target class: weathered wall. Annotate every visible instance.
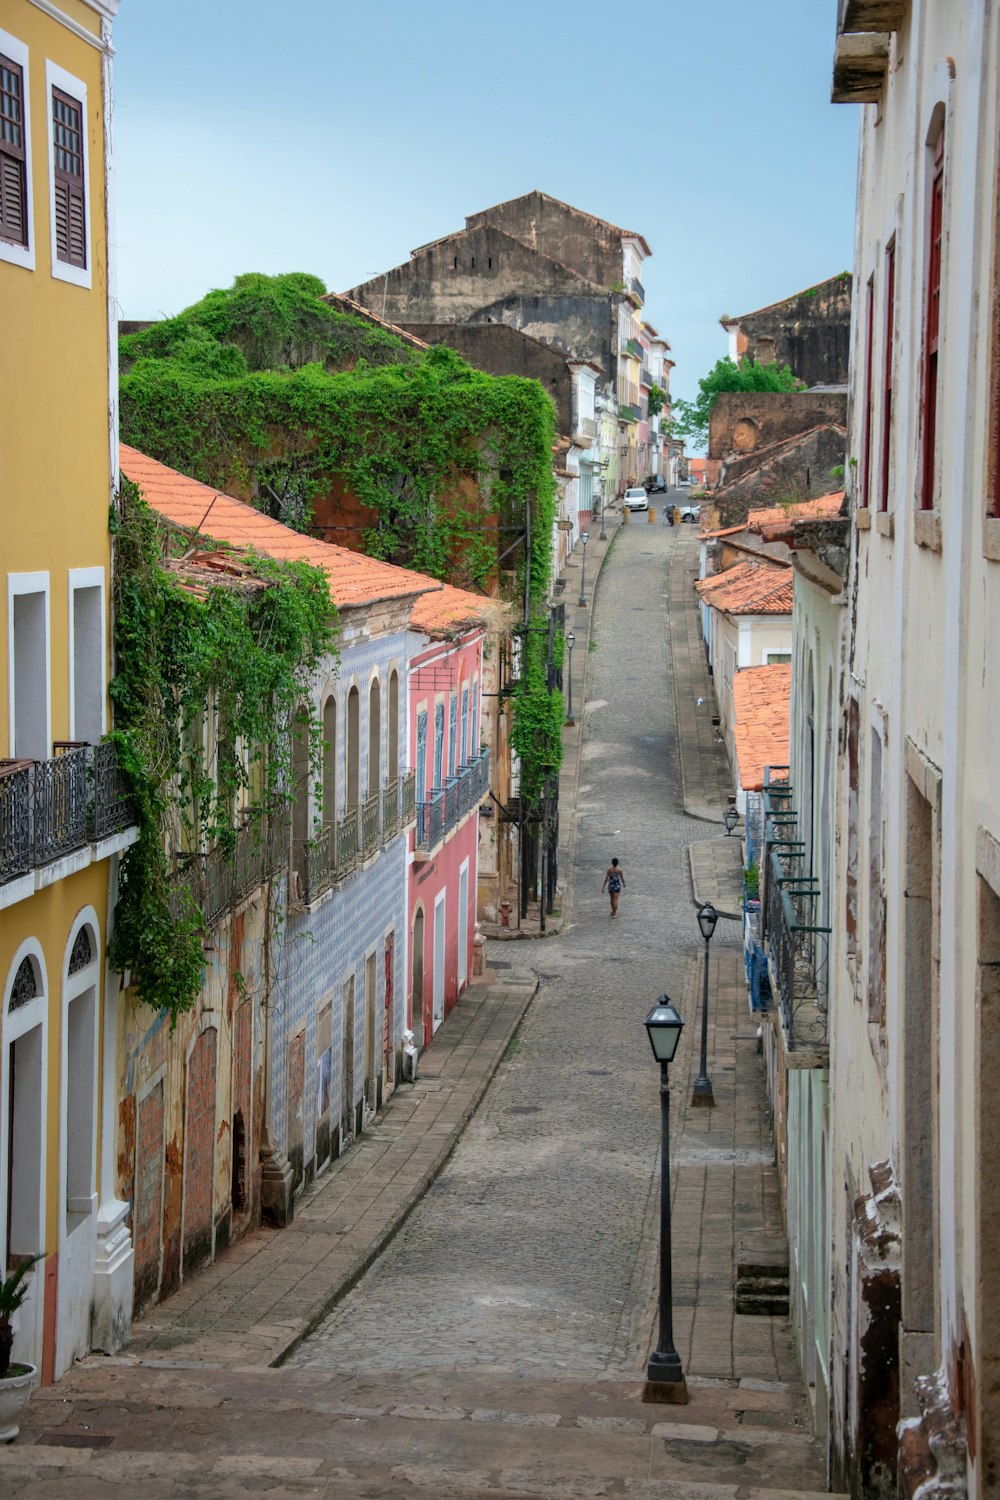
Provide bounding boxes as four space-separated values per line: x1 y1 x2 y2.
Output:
708 426 847 529
465 190 628 288
401 322 573 435
728 274 852 388
709 391 848 460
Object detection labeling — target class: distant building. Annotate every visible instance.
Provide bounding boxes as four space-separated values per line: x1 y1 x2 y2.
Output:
721 274 852 390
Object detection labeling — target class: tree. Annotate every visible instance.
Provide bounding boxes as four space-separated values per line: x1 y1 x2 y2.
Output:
667 357 803 451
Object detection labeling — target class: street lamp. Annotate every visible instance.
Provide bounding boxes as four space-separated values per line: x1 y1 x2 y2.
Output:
578 530 590 607
724 806 740 836
642 997 688 1405
564 631 576 726
692 901 718 1108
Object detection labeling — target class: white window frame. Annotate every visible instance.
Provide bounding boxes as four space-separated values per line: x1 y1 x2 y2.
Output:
0 27 35 271
45 58 91 289
7 571 51 761
68 565 106 741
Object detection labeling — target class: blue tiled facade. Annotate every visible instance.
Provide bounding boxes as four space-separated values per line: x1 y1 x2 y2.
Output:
270 627 409 1182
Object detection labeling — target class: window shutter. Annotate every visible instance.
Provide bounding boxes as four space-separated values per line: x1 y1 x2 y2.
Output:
52 86 86 269
0 54 27 247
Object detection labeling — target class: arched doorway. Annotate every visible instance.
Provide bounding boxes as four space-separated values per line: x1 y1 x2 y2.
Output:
411 908 425 1049
2 944 47 1374
56 914 100 1378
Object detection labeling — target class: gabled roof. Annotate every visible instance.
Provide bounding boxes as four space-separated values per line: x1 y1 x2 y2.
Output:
720 273 851 326
411 583 504 641
465 190 652 256
119 444 441 613
694 559 794 616
733 664 792 792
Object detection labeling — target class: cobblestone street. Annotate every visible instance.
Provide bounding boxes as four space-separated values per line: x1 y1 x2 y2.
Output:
0 518 841 1498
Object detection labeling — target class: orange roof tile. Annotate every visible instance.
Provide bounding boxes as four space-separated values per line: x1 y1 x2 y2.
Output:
410 581 492 639
120 444 442 613
733 664 792 792
747 491 845 530
694 559 793 615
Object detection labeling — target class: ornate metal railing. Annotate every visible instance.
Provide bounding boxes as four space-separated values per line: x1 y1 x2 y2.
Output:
92 741 135 839
382 778 400 844
174 811 289 927
0 760 32 883
629 275 645 304
34 745 89 864
361 793 380 858
401 770 416 826
414 750 490 853
765 851 830 1048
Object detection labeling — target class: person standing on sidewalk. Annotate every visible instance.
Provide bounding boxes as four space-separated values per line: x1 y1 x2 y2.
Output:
602 858 625 917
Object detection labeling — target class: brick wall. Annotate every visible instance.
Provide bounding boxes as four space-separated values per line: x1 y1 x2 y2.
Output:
182 1027 217 1276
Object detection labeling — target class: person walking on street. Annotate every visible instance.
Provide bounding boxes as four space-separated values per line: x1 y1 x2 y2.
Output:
602 857 625 917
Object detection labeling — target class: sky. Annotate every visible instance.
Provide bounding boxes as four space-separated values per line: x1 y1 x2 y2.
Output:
112 0 860 406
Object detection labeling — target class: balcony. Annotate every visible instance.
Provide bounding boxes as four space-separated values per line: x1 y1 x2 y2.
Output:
574 415 597 442
628 276 645 305
640 367 654 389
172 811 289 927
299 808 358 905
414 749 490 856
401 769 416 827
760 770 831 1053
1 740 137 897
361 792 380 859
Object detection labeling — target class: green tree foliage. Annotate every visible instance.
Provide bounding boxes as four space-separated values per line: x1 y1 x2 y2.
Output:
119 272 560 814
646 385 665 418
668 357 804 451
109 478 337 1023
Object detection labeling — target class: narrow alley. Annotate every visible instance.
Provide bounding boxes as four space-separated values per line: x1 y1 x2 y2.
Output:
0 518 839 1499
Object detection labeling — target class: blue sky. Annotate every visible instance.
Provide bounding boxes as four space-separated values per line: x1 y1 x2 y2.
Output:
112 0 859 405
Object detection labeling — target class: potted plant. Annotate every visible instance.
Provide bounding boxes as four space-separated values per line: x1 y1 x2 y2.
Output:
0 1257 40 1442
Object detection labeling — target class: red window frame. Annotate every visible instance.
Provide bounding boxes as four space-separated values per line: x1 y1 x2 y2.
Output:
860 275 875 509
0 52 28 248
921 132 945 511
880 238 895 512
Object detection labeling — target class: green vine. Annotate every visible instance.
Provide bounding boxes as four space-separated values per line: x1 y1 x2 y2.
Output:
118 271 559 807
109 478 337 1022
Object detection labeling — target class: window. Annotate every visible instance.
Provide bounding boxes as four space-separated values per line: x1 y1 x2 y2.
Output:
764 651 792 665
8 574 49 761
346 686 360 810
46 62 90 287
921 130 945 510
415 709 427 798
433 702 444 788
880 238 896 512
860 276 875 509
0 51 27 247
471 678 479 753
52 87 84 267
0 30 32 269
387 670 399 780
321 696 336 826
448 693 457 777
460 685 469 765
367 677 380 797
69 570 104 744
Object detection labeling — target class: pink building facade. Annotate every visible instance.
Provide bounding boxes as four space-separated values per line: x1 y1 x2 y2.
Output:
407 589 489 1049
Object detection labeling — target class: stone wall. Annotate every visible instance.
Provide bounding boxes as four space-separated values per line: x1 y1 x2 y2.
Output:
709 426 847 529
709 390 847 460
728 274 852 388
401 322 573 434
465 190 626 288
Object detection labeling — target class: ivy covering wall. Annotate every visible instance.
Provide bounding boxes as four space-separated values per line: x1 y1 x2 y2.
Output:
110 478 337 1021
119 271 562 807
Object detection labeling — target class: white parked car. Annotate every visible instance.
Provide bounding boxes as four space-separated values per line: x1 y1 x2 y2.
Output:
679 502 701 523
623 487 649 512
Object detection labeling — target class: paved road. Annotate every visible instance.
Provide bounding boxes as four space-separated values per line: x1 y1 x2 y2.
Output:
291 515 738 1382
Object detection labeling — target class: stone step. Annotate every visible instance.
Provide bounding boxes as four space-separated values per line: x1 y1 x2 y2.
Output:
736 1233 791 1316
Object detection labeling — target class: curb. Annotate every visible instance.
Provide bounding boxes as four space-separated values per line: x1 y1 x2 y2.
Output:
270 974 539 1367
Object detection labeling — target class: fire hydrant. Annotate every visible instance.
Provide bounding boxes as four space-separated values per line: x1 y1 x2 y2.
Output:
499 901 512 928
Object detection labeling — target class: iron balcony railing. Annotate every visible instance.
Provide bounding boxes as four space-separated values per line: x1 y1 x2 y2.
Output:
401 769 416 826
629 275 645 303
299 807 359 905
765 850 831 1049
414 749 490 854
172 811 289 928
361 792 380 858
640 366 654 389
382 778 400 844
0 740 136 888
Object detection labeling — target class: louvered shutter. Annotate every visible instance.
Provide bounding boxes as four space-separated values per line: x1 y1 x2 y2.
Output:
52 86 85 269
0 54 27 247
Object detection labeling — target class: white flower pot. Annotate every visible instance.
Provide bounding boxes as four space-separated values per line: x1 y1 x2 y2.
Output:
0 1364 37 1442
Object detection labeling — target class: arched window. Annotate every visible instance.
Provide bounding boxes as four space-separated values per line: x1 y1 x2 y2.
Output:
291 706 310 867
368 678 381 797
347 687 360 811
387 670 399 782
322 697 337 827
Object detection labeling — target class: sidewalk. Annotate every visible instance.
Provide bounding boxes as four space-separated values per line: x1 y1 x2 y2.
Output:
123 968 537 1369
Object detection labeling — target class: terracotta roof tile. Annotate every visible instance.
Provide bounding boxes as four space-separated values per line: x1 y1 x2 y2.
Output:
733 664 792 792
410 582 496 639
120 444 441 612
694 559 793 615
747 490 845 530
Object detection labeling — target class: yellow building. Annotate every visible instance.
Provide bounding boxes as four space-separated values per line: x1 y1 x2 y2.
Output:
0 0 133 1384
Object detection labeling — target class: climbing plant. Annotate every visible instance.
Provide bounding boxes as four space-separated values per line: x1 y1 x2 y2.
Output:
109 478 337 1023
119 271 559 808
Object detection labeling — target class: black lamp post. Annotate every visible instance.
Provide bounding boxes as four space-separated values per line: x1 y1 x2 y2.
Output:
578 530 590 607
724 805 740 836
642 997 688 1405
691 901 718 1106
564 631 576 726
